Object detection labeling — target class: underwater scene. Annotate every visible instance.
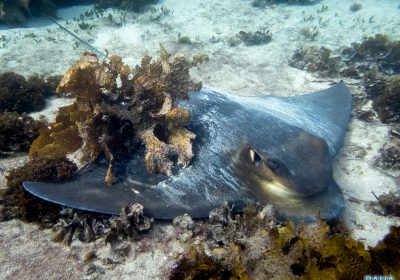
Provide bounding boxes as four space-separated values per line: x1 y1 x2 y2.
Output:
0 0 399 279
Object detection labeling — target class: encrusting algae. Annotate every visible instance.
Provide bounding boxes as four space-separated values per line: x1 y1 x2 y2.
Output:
29 50 204 185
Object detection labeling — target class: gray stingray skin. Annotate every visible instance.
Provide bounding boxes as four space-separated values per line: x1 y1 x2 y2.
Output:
23 82 352 222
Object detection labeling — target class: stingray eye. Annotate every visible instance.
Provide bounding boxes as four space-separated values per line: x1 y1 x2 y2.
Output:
267 158 279 171
249 148 262 167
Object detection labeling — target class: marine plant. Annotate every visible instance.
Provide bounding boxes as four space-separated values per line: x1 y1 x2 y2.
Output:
250 0 320 8
169 204 400 279
289 46 342 76
94 0 159 12
0 72 60 114
290 34 400 124
371 192 400 217
299 26 320 41
237 29 273 46
364 72 400 123
374 131 400 172
177 35 192 44
29 51 202 185
350 3 362 12
0 112 45 157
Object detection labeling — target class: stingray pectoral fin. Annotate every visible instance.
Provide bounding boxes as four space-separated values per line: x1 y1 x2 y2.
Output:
272 179 345 223
23 178 131 215
249 82 352 157
22 164 224 219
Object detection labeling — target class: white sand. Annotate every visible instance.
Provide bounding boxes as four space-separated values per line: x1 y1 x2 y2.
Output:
1 0 400 278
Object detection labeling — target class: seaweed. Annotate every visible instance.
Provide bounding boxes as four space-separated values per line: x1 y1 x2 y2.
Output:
374 140 400 171
371 192 400 217
364 72 400 123
299 26 319 41
177 35 192 45
0 112 46 157
0 157 77 222
29 51 202 185
237 30 272 46
349 3 362 12
289 46 342 77
290 35 400 124
94 0 159 12
0 72 61 114
251 0 320 7
290 34 400 78
169 205 400 280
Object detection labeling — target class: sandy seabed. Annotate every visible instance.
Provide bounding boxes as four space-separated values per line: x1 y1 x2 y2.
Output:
0 0 399 279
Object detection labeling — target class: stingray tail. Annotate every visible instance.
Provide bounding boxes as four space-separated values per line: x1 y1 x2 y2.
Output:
44 14 107 59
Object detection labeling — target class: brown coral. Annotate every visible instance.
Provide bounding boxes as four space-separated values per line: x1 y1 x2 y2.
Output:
29 51 202 185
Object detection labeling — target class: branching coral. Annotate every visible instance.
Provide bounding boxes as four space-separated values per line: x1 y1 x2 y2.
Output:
29 51 202 185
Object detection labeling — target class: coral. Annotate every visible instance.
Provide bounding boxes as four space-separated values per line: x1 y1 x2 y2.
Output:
29 51 202 185
0 111 45 157
0 72 60 114
237 30 272 46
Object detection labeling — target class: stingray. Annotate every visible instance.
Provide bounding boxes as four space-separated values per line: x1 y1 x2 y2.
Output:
23 82 352 222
